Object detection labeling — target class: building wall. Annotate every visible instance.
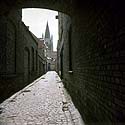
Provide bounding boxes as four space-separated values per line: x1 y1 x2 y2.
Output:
21 22 39 82
0 10 24 103
38 39 46 75
38 55 45 76
46 50 57 71
0 10 45 103
58 1 125 123
57 13 71 78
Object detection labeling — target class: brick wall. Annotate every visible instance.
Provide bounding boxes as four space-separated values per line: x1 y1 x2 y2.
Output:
58 1 125 124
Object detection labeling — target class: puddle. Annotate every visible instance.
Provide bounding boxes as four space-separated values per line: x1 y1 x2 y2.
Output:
7 115 17 118
9 99 15 102
41 77 45 79
0 107 4 114
57 81 62 83
22 90 31 93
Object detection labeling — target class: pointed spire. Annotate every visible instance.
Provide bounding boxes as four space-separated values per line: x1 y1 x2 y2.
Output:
45 21 50 39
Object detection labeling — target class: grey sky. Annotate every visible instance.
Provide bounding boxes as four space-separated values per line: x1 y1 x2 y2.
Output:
22 8 58 51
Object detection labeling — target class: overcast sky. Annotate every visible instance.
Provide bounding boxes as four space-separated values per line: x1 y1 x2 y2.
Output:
22 8 58 51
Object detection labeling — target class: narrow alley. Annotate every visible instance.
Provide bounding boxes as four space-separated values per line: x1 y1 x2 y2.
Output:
0 72 84 125
0 0 125 124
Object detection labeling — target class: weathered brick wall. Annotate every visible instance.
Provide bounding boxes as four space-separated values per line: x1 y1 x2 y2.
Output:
58 1 125 124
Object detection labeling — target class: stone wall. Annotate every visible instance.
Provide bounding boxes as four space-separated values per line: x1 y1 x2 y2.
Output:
58 1 125 123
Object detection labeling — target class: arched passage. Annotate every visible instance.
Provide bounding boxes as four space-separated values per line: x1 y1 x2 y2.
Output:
0 0 125 124
0 0 74 15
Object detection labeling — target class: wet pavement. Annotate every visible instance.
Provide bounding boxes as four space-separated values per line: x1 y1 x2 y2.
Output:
0 71 84 125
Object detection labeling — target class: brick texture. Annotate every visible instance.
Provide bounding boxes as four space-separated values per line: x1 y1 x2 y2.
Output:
58 1 125 123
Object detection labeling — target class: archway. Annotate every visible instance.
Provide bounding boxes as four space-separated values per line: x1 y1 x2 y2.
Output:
0 0 125 123
0 0 74 16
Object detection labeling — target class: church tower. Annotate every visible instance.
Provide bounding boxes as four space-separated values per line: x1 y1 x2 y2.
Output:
44 21 53 51
44 21 57 71
50 35 53 51
45 21 50 39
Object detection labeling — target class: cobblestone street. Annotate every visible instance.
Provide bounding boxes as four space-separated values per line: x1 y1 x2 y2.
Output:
0 71 84 125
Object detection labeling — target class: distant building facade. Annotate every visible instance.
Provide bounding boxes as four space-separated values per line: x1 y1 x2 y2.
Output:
30 32 46 76
44 22 57 71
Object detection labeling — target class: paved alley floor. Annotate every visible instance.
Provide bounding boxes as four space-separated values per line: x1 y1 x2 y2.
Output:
0 71 84 125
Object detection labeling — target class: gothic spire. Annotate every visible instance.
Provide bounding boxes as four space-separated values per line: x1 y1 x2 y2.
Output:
45 21 50 39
